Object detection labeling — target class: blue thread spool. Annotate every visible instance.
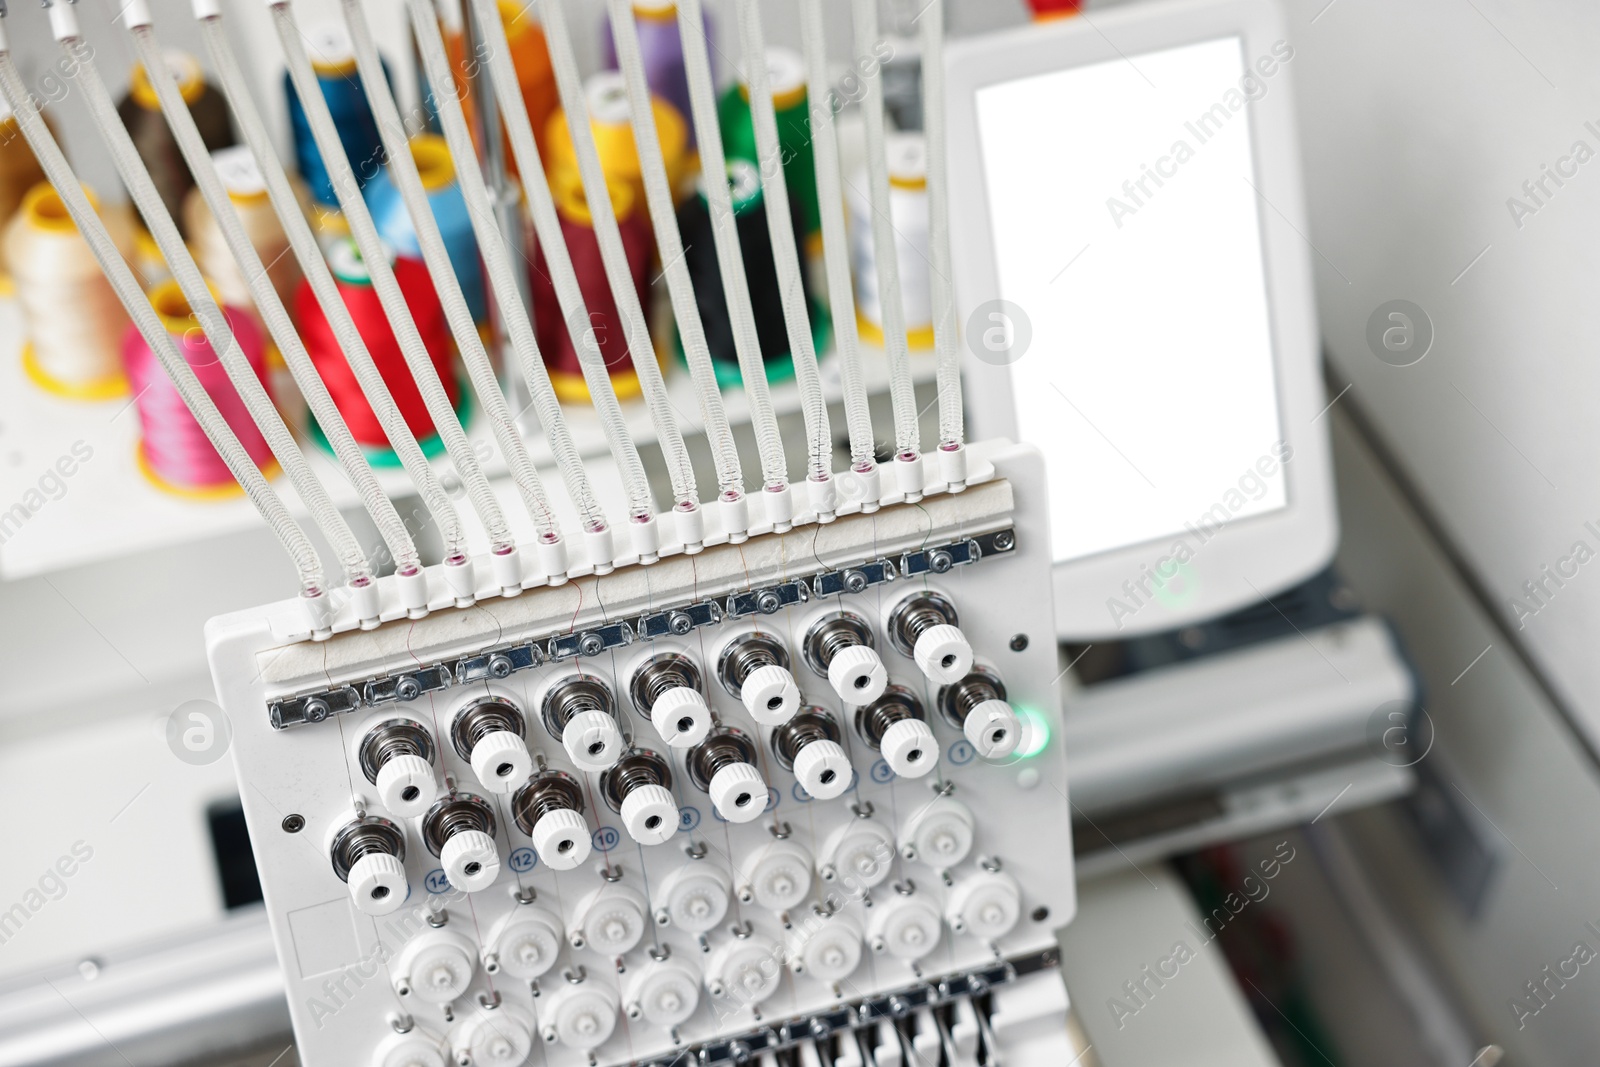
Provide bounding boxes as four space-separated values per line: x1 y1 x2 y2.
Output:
284 25 388 208
363 133 488 326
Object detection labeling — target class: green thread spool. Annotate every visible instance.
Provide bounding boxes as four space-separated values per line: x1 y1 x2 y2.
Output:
718 46 819 250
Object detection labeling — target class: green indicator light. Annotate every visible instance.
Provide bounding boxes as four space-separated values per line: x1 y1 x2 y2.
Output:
1016 707 1051 758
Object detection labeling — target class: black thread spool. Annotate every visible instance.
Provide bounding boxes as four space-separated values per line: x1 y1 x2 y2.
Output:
118 51 236 238
676 157 812 388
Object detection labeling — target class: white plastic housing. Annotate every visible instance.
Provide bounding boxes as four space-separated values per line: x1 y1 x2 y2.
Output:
626 957 702 1026
741 840 814 912
965 698 1021 760
900 796 977 869
630 512 661 563
708 761 767 823
484 906 563 980
347 852 407 916
894 452 926 501
741 663 801 724
620 783 679 845
938 442 969 489
396 565 429 617
375 753 437 818
443 554 475 604
450 1005 534 1066
793 915 864 982
530 807 591 870
650 686 712 748
491 544 522 594
440 829 500 893
652 864 731 933
792 739 852 799
574 884 649 956
764 481 795 531
351 577 380 627
394 929 477 1004
828 645 888 705
373 1031 447 1067
820 819 897 888
880 717 938 778
706 936 783 1004
946 870 1023 940
468 730 531 795
868 894 943 961
913 623 974 684
585 524 615 574
536 534 568 582
562 709 624 771
720 491 750 541
541 983 619 1049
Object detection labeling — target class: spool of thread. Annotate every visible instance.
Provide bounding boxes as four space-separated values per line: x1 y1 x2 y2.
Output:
601 1 709 151
448 0 558 172
296 237 460 460
285 25 388 209
1028 0 1084 19
545 70 688 216
0 99 53 287
677 158 825 388
530 169 653 402
719 46 819 246
125 279 277 497
4 183 135 400
363 134 487 325
849 132 933 350
184 146 304 323
117 49 235 238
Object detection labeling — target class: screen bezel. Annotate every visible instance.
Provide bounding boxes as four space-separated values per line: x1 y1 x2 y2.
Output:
946 0 1337 640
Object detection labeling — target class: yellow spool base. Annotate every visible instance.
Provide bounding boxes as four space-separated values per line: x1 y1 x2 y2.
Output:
136 442 282 502
549 368 645 404
0 273 14 297
21 342 129 401
856 313 936 352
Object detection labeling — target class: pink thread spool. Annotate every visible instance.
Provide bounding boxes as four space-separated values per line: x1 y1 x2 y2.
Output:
124 279 278 498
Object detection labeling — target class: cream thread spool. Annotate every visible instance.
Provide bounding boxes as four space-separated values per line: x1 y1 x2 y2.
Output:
849 131 934 351
4 183 135 400
183 145 304 324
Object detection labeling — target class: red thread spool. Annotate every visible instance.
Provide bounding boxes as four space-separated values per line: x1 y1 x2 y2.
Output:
1027 0 1083 19
530 169 654 402
125 279 278 498
295 237 458 453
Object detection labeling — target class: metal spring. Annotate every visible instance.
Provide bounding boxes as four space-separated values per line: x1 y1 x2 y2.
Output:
421 794 495 855
718 632 789 696
938 668 1007 730
856 687 924 748
329 816 405 881
632 655 700 711
358 718 435 784
804 614 874 675
600 749 672 812
511 773 585 836
542 675 616 739
450 698 524 761
685 729 758 793
770 709 841 770
887 592 959 657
